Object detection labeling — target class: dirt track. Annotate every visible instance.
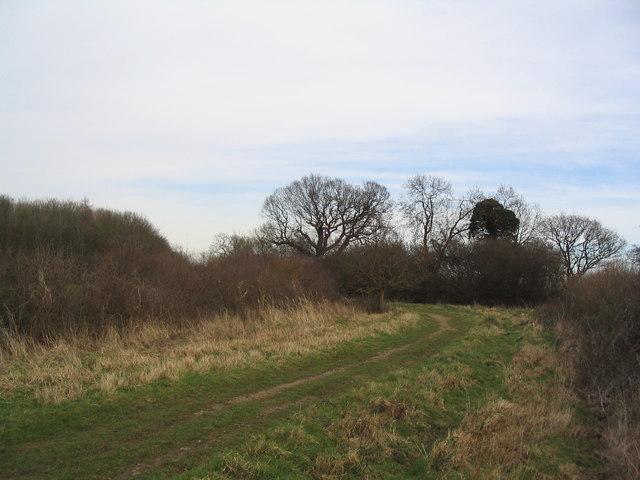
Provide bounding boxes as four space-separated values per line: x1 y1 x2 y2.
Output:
121 314 456 479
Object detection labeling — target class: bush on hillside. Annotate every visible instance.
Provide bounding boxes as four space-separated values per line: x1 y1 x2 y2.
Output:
0 196 170 257
0 197 337 343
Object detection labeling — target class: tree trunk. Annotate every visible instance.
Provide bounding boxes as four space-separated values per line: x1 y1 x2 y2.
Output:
369 289 385 313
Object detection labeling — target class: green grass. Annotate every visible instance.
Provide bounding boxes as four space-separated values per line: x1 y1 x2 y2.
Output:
173 307 604 480
0 304 605 479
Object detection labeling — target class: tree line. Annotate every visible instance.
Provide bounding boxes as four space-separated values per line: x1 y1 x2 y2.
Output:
0 174 631 339
259 175 640 478
258 173 627 310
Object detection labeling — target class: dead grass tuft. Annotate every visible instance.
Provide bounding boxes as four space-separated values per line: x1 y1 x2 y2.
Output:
327 407 404 462
417 361 476 391
310 449 362 480
370 396 411 420
273 423 318 448
601 399 640 479
430 398 542 475
250 436 290 459
336 413 388 441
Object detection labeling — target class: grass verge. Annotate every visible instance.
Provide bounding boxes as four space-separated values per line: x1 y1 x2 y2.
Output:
1 300 417 404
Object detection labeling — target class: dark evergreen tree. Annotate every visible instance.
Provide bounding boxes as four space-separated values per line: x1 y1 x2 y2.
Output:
469 198 519 241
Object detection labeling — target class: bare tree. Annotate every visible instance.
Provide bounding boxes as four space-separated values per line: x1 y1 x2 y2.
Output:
260 174 392 258
400 175 452 251
628 245 640 270
400 175 478 269
207 233 266 258
541 213 626 277
494 185 543 244
430 189 477 259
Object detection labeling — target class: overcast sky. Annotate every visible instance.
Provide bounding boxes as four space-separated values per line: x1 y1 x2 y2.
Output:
2 0 639 252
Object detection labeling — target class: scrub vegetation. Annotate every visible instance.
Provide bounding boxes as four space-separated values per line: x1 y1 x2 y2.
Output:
0 174 637 478
0 304 607 479
540 267 640 478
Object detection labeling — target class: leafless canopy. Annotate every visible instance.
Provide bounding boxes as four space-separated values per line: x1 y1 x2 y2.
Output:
261 174 392 258
541 213 626 276
628 245 640 270
400 174 477 264
493 185 544 244
400 175 452 250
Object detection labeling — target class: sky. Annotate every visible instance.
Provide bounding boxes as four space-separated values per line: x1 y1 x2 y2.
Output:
2 0 639 252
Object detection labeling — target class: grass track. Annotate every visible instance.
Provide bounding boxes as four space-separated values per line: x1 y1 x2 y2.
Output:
1 304 473 480
173 305 605 480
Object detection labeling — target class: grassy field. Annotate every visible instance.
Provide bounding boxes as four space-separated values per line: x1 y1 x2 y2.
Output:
0 303 606 479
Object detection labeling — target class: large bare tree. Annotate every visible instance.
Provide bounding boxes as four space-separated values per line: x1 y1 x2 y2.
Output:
541 213 626 277
400 174 477 269
260 174 392 258
400 175 452 251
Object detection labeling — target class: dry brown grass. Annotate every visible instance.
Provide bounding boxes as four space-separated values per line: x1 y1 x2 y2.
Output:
370 396 412 420
601 401 640 480
0 300 419 404
311 449 363 480
417 361 476 391
428 319 591 480
539 267 640 478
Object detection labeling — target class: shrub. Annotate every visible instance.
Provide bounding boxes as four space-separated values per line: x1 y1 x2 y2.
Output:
539 266 640 478
412 240 563 306
0 196 171 257
0 197 337 344
326 240 414 312
203 249 336 313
